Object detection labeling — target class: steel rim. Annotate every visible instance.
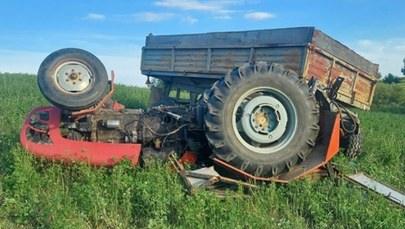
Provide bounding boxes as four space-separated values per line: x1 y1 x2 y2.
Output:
54 61 93 93
232 87 298 154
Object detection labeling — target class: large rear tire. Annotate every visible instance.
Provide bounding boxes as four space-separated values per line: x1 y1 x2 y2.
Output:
204 62 320 177
37 48 108 111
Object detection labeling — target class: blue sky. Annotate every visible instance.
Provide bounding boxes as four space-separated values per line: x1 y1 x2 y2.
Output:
1 0 404 86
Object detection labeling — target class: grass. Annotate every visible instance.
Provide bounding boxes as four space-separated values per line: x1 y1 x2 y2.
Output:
1 73 405 228
371 82 405 113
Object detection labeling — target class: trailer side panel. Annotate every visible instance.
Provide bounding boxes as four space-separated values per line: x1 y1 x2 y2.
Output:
141 27 378 109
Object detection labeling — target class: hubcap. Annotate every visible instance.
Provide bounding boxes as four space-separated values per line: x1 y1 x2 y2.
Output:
232 87 297 154
54 61 93 93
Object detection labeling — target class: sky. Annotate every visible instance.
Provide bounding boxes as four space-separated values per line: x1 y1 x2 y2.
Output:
0 0 404 87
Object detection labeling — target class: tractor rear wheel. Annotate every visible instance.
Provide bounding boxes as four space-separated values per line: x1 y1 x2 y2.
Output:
37 48 108 111
204 62 320 177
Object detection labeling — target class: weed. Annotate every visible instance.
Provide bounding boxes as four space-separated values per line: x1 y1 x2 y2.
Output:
0 73 404 228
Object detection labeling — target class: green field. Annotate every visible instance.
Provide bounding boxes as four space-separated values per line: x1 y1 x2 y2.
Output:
0 73 404 228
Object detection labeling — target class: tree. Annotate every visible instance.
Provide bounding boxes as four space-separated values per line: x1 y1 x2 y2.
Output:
383 73 400 84
402 58 405 76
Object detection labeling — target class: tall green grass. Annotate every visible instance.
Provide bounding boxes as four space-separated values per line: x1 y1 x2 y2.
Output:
1 73 404 228
372 82 405 113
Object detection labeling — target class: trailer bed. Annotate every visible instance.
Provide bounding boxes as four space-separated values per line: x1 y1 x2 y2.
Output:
141 27 378 110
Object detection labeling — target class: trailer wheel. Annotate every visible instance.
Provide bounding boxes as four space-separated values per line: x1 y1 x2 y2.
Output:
204 62 319 177
37 48 108 111
341 129 363 158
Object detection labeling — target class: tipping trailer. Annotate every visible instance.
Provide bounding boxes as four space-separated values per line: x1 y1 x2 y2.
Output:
21 27 378 181
141 27 378 110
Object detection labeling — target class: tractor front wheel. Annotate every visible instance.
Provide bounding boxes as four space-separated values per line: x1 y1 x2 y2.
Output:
37 48 108 111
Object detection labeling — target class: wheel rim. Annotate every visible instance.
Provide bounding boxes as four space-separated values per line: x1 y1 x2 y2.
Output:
232 87 298 154
54 61 93 93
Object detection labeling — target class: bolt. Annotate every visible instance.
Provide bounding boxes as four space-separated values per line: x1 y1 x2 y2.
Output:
69 73 79 80
78 72 81 75
65 79 69 82
268 135 273 139
73 82 76 85
276 104 279 108
65 72 68 75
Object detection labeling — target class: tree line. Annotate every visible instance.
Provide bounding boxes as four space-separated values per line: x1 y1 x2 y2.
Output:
382 58 405 84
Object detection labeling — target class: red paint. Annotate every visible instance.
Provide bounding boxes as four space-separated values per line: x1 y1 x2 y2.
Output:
324 114 340 162
178 151 197 165
111 101 125 110
20 106 142 167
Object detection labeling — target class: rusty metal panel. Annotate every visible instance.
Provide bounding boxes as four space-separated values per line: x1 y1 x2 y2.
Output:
210 48 251 72
141 48 172 71
312 30 379 77
330 62 357 97
305 50 333 86
354 74 375 105
254 47 306 74
304 45 377 110
144 27 314 48
174 49 207 72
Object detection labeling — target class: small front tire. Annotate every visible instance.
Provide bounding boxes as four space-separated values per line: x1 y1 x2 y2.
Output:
37 48 108 111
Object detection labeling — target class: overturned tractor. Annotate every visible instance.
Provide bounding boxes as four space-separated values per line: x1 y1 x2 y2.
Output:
21 27 377 181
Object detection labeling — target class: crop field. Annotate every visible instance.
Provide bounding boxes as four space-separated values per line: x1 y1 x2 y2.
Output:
0 73 404 228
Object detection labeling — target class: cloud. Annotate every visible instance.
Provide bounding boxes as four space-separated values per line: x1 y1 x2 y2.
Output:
214 15 233 20
154 0 221 11
154 0 243 21
181 15 198 24
349 38 405 77
85 13 106 21
133 12 175 22
244 11 275 20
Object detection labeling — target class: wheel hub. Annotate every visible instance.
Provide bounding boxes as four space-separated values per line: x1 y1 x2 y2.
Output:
55 61 93 93
254 111 269 129
241 95 288 145
68 72 79 80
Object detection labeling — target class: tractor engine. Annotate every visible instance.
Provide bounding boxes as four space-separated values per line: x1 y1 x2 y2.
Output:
59 102 206 162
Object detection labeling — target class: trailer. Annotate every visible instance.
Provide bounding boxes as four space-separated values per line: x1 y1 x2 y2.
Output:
141 27 378 110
